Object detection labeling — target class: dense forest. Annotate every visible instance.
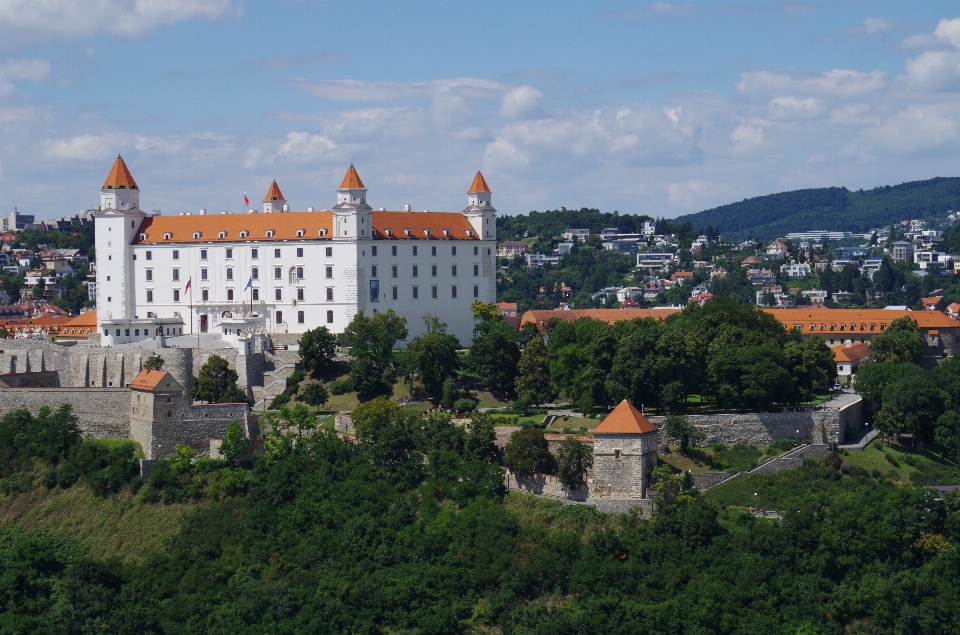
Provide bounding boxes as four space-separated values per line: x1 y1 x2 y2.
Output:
3 401 960 634
673 177 960 240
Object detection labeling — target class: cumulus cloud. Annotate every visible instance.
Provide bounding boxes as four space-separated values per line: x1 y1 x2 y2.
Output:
287 77 508 102
0 0 234 52
278 132 338 161
499 86 543 119
904 50 960 90
768 96 823 120
737 68 887 98
863 17 891 36
935 17 960 48
0 59 51 82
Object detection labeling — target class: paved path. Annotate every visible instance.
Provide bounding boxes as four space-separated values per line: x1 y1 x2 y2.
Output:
839 428 880 451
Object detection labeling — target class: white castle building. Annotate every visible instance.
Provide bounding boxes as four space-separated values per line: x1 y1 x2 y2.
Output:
94 157 497 347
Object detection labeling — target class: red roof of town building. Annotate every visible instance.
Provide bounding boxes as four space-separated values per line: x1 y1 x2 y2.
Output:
129 369 179 391
468 172 491 193
593 400 658 434
102 155 138 190
832 343 870 363
339 164 365 189
671 271 694 280
264 180 285 201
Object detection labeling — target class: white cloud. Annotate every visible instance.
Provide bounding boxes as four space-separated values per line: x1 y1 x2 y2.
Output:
862 17 891 36
647 2 695 17
278 132 338 161
43 134 130 161
499 86 543 119
483 137 529 170
730 124 766 155
935 17 960 48
737 69 887 98
287 77 508 102
0 59 51 82
904 50 960 90
768 96 823 120
0 0 233 52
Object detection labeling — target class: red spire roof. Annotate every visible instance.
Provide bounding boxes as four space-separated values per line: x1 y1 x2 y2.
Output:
102 155 138 190
264 180 285 202
339 164 365 189
593 400 658 434
468 171 490 193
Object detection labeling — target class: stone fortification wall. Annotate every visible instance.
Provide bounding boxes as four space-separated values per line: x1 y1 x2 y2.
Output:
147 403 253 460
648 401 862 447
0 385 130 438
0 371 59 387
0 340 264 402
506 471 590 502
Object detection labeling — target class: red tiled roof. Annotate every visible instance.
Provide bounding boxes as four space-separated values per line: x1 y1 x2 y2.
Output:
264 180 285 202
468 172 490 193
593 400 658 434
371 212 478 240
832 343 869 363
339 165 365 189
129 369 178 391
102 155 138 190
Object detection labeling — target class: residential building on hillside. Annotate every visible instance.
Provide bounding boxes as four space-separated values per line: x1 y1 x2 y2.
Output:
95 157 497 347
914 250 952 271
497 241 528 258
784 230 851 241
562 228 590 241
636 252 676 271
781 260 812 278
526 253 560 267
766 239 789 258
2 211 35 232
891 241 914 263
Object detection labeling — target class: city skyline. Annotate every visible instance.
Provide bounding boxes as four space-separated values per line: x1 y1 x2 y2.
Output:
0 1 958 221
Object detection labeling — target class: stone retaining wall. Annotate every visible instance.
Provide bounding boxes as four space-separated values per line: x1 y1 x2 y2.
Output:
0 385 130 438
688 472 737 490
505 471 590 501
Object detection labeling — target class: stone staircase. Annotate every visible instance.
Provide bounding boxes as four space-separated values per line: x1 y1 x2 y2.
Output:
250 349 301 407
697 443 829 491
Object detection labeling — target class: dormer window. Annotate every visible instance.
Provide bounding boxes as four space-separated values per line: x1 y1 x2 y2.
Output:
424 229 432 237
239 230 248 238
266 230 275 238
139 233 148 241
404 228 412 236
163 232 172 240
296 229 305 237
319 228 327 237
385 228 393 236
193 232 201 240
466 229 473 237
442 229 450 237
218 231 227 239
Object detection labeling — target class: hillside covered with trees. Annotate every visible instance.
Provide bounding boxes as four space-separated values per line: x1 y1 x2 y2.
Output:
672 176 960 240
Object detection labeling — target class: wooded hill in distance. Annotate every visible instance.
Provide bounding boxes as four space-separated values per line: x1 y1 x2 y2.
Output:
672 176 960 240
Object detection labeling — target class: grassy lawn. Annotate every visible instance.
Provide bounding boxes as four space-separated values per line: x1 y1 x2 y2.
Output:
89 438 145 459
659 443 791 473
547 416 601 433
488 414 548 427
704 441 960 509
0 474 196 563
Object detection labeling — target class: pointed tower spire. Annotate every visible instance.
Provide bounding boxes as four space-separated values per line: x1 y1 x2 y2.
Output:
468 171 490 194
102 155 138 190
262 180 287 213
339 163 365 189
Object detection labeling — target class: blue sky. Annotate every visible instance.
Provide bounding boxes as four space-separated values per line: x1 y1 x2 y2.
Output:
1 1 959 221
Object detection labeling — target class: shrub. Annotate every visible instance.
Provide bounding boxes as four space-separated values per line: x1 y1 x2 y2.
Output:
41 468 57 489
269 393 291 410
330 378 353 395
286 369 305 388
453 398 477 413
0 473 32 495
886 454 900 467
56 463 79 488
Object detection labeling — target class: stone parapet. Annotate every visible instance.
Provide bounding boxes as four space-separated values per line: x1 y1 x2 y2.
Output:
0 385 130 438
688 472 737 491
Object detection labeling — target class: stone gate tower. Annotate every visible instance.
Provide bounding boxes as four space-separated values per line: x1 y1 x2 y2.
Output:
591 400 659 499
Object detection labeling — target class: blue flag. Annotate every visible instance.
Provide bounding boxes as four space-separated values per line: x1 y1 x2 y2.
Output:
244 277 252 291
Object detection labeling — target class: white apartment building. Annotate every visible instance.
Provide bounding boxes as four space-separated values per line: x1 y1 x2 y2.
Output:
95 157 497 347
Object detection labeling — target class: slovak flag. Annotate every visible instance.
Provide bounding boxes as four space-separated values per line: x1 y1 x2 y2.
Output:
244 277 252 291
184 277 192 292
244 192 250 207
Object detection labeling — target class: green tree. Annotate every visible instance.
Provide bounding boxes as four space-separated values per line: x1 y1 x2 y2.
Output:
502 428 551 477
345 309 408 396
662 414 705 453
407 317 460 400
854 362 915 404
874 371 947 439
218 421 248 466
784 335 837 402
190 355 240 404
556 437 593 488
935 411 960 463
515 335 556 406
300 382 329 411
468 308 520 395
219 382 250 404
143 354 164 371
869 316 924 364
298 326 338 377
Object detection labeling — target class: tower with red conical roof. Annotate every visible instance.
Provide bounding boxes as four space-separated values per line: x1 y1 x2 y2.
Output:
462 171 496 240
100 155 140 212
263 180 287 213
332 164 371 240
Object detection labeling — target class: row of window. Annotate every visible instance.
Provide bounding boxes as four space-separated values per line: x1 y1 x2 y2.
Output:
147 262 481 283
112 327 184 337
142 245 488 261
144 247 314 261
275 310 333 325
791 322 888 332
145 283 480 304
374 264 480 278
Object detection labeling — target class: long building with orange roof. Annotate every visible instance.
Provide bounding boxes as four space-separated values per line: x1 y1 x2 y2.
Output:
95 157 497 346
520 305 960 367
